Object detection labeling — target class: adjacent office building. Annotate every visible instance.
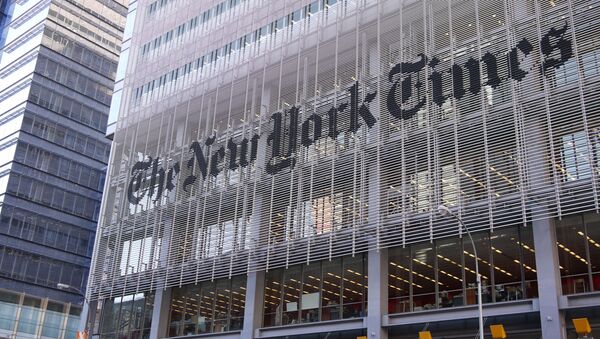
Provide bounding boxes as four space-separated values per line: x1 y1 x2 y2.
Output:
0 0 10 47
0 0 126 337
85 0 600 338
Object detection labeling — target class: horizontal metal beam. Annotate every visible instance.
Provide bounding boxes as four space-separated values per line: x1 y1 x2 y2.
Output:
384 299 539 327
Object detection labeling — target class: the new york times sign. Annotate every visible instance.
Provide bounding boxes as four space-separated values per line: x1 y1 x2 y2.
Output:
127 24 573 206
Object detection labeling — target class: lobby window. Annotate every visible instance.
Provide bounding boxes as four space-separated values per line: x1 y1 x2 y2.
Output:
556 212 600 294
389 225 537 313
17 296 42 335
41 301 65 338
98 292 154 338
0 290 19 331
263 254 367 327
167 276 246 336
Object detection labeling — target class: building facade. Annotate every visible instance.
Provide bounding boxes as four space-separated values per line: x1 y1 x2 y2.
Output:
0 0 126 337
0 0 10 47
86 0 600 338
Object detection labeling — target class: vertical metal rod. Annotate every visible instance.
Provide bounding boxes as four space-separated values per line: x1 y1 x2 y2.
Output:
440 205 483 339
455 214 484 339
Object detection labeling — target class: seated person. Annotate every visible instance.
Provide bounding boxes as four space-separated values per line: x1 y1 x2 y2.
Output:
495 286 507 302
439 291 453 308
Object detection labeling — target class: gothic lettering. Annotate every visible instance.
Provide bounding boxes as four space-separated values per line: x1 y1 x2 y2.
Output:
481 52 501 88
301 113 323 147
127 24 575 206
210 146 225 177
541 22 573 72
127 157 153 205
149 158 165 202
429 57 446 106
507 38 534 81
387 54 427 120
266 106 299 174
183 136 215 192
348 82 377 133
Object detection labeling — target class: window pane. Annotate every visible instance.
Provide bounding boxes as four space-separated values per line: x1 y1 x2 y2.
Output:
198 281 215 334
17 297 41 334
583 213 600 292
464 232 492 305
229 276 245 330
342 255 365 318
168 289 183 337
0 290 19 331
42 301 65 338
520 225 538 298
213 280 231 332
182 285 199 336
437 238 464 308
491 227 523 302
411 243 436 310
389 247 411 313
556 215 589 294
101 297 121 335
301 262 320 323
321 258 342 320
263 269 283 327
282 266 301 325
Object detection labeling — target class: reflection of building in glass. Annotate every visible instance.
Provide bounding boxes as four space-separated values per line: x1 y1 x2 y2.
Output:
0 289 82 339
0 0 126 338
86 0 600 338
0 0 10 48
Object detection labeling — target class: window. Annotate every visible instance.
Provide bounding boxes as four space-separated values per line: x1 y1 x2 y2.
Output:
98 292 154 338
281 265 302 325
119 236 160 276
0 291 19 331
554 58 578 87
263 254 367 327
17 297 41 335
560 131 596 181
285 194 344 241
195 216 252 259
167 277 245 336
556 213 600 294
388 225 537 313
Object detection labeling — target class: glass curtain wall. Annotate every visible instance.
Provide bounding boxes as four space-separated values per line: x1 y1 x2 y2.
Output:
97 291 154 338
263 254 367 327
0 289 82 339
167 275 246 336
556 212 600 294
389 225 537 313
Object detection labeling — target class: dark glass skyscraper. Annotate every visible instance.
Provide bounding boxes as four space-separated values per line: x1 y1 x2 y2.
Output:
0 1 126 337
0 0 10 47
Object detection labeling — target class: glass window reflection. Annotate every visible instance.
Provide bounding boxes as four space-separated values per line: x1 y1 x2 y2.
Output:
556 213 600 295
167 276 246 336
262 254 367 328
98 291 154 338
389 225 538 314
